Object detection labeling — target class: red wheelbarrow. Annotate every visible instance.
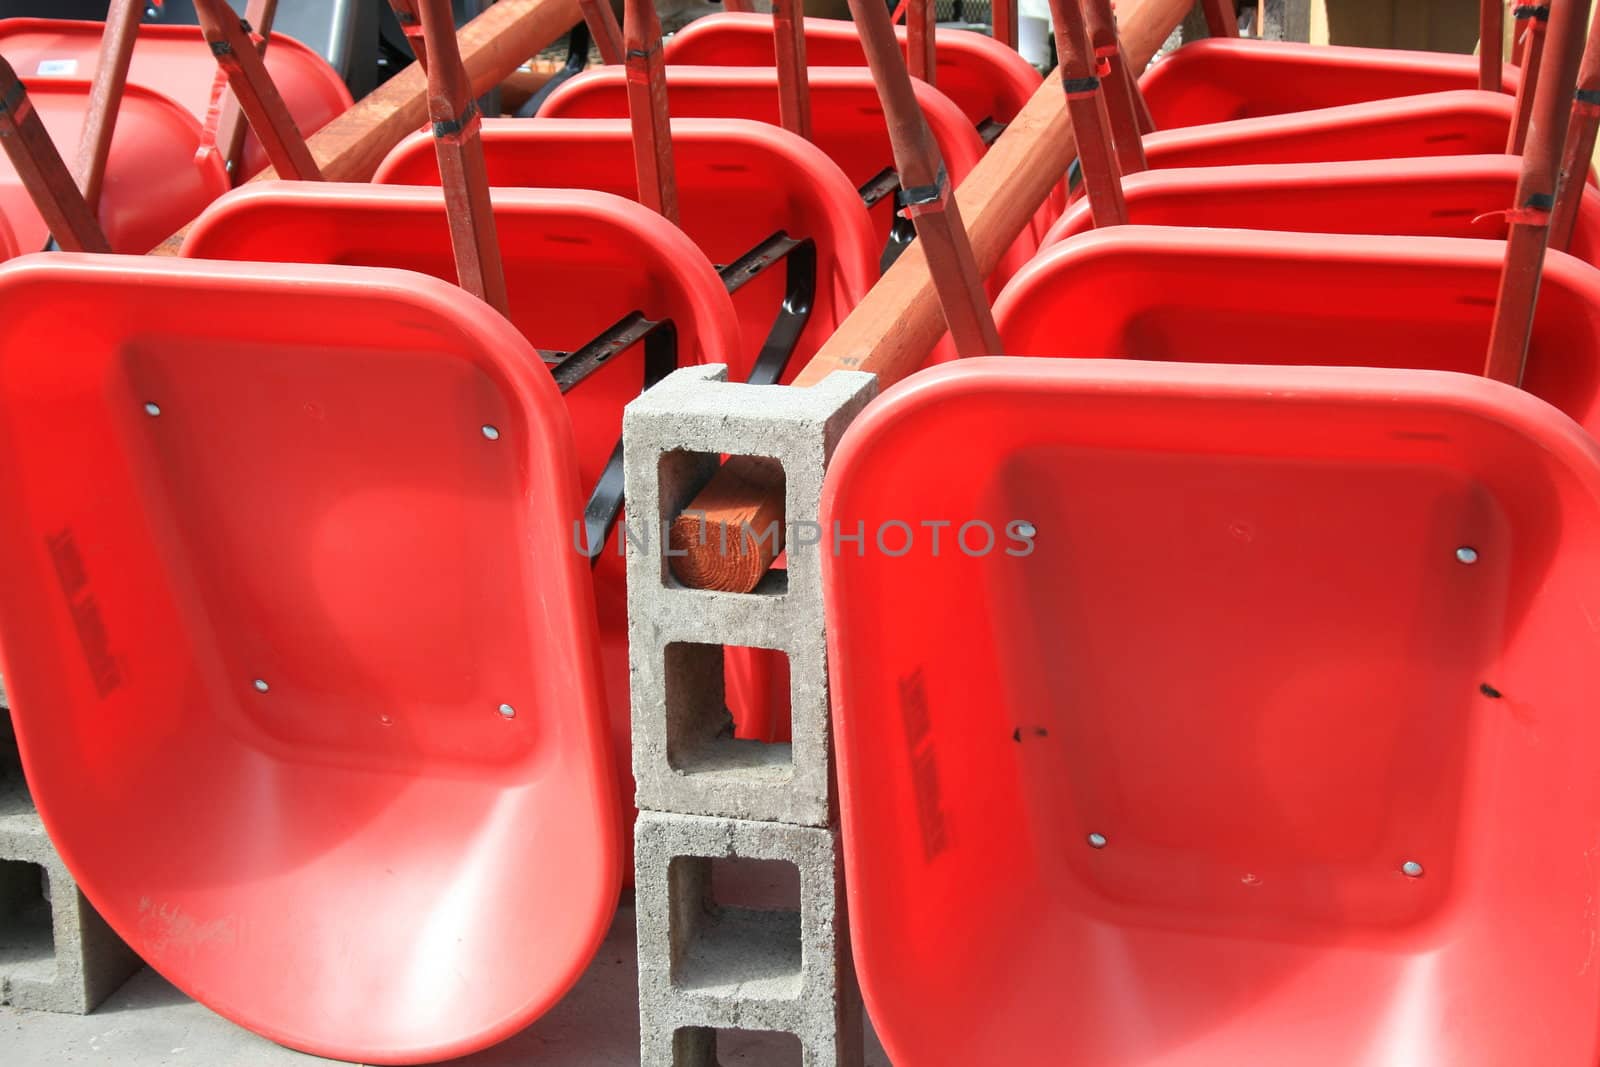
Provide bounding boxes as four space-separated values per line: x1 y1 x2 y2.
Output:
0 17 352 179
180 180 752 832
0 78 226 252
374 116 878 384
1142 37 1517 128
1044 154 1600 263
1136 88 1516 172
822 355 1600 1066
0 253 622 1064
662 11 1042 131
540 65 1043 287
994 226 1600 434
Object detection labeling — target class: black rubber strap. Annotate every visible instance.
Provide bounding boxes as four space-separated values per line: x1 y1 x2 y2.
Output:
1062 76 1101 93
432 99 480 138
1513 4 1549 19
1577 88 1600 105
901 165 948 207
1526 192 1556 210
0 78 25 117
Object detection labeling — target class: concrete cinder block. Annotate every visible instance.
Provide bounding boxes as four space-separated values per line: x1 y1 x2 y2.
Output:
0 714 141 1013
623 367 877 827
635 810 862 1067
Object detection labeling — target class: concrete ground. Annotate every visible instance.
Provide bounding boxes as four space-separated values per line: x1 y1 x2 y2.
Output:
0 896 892 1066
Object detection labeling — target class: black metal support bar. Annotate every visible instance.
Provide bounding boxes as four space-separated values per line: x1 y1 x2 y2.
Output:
549 226 817 561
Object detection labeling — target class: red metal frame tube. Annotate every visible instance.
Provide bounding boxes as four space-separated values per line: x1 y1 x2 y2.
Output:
843 0 1002 357
193 0 321 180
907 0 936 84
1485 0 1593 384
622 0 680 224
1084 0 1149 173
415 0 512 317
0 58 113 253
1047 0 1129 226
214 0 278 176
1550 2 1600 249
1481 0 1505 90
74 0 143 211
1199 0 1238 37
992 0 1019 51
578 0 625 65
773 0 813 138
1508 3 1550 150
389 0 430 69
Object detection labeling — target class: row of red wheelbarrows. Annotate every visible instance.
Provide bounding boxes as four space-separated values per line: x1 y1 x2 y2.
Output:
0 0 1598 1063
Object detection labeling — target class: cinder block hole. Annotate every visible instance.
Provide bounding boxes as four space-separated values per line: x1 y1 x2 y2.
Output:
665 643 793 779
0 859 57 981
668 855 804 999
657 449 787 595
674 1026 804 1064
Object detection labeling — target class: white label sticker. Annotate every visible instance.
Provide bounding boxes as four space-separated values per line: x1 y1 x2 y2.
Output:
35 59 79 76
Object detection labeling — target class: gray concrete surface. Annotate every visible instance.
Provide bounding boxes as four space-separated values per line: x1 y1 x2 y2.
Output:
1 715 141 1015
634 812 860 1067
623 366 877 828
0 894 892 1066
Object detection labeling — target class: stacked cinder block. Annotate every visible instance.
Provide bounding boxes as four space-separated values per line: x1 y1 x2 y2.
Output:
0 703 141 1013
624 366 877 1066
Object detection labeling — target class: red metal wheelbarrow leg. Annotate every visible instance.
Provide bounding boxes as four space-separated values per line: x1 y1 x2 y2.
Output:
1550 4 1600 250
193 0 320 179
74 0 143 211
413 0 512 317
1199 0 1239 37
622 0 679 224
1084 0 1150 173
773 0 813 139
1486 0 1594 384
1473 0 1516 93
1050 0 1130 226
0 58 112 253
211 0 280 178
1508 1 1550 151
844 0 1001 357
388 0 432 68
580 0 626 65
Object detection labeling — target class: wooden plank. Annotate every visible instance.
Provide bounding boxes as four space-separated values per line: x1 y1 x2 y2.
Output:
667 0 1194 593
149 0 582 255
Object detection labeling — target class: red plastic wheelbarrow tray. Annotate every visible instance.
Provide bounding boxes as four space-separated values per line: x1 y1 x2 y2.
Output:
995 225 1600 435
0 253 622 1065
376 116 877 385
662 12 1043 131
539 64 1044 288
0 77 227 253
0 17 350 180
1134 88 1517 172
1140 37 1519 128
1043 154 1600 263
823 356 1600 1066
179 179 749 835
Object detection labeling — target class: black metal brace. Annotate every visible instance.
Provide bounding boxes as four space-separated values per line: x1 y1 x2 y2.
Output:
549 226 817 562
516 22 593 118
718 230 818 386
861 118 1005 274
